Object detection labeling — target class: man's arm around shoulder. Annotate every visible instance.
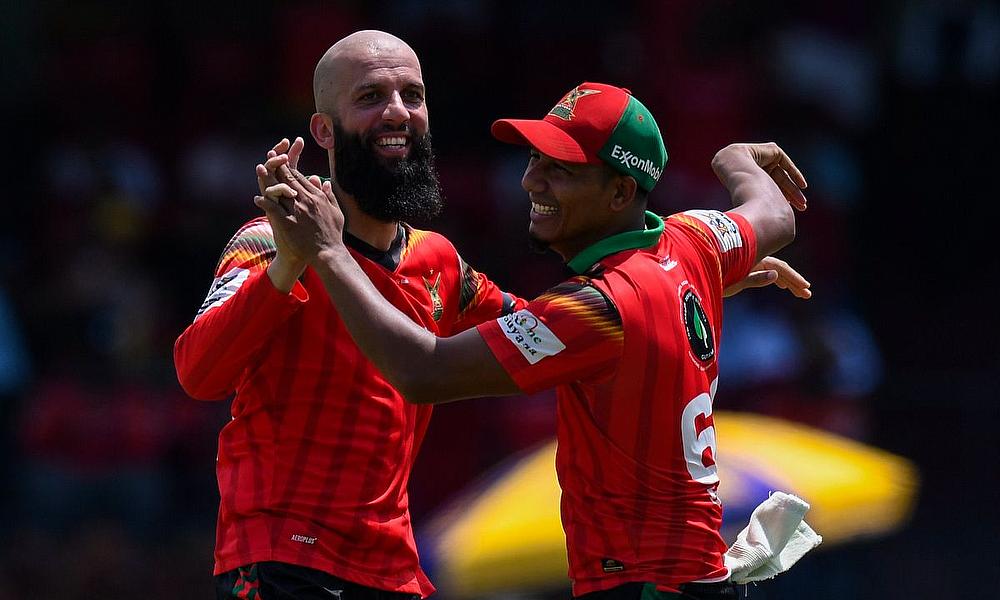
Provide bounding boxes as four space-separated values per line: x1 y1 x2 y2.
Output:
311 244 519 404
257 171 520 405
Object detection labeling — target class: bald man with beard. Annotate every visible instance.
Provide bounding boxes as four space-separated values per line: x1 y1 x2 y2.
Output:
175 31 523 600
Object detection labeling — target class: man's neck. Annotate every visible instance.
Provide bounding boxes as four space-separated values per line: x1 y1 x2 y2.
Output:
555 209 648 263
333 183 400 252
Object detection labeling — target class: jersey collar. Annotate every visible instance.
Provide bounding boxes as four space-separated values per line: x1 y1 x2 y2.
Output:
319 177 407 271
566 211 664 275
344 224 407 272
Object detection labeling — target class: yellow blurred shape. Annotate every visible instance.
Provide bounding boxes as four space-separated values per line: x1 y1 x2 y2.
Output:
427 440 567 595
716 412 918 545
426 411 918 597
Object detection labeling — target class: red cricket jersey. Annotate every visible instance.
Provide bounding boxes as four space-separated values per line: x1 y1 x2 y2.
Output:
478 210 757 595
174 217 518 597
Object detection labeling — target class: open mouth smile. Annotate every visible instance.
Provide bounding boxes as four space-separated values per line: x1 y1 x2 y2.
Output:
373 135 410 157
531 202 559 216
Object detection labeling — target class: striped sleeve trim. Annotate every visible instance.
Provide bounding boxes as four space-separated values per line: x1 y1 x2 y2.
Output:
215 219 277 277
195 219 277 321
537 277 623 342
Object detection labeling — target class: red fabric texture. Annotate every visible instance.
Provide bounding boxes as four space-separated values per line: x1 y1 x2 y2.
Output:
174 218 517 597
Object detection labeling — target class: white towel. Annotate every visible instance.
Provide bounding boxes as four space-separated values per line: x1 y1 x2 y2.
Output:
723 491 823 584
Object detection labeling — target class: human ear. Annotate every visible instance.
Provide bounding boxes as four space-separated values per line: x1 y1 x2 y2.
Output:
609 176 638 212
310 113 335 150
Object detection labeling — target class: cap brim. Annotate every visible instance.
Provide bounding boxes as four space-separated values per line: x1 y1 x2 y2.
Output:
491 119 592 164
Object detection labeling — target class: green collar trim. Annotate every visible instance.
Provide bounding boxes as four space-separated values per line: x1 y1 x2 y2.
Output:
567 211 664 274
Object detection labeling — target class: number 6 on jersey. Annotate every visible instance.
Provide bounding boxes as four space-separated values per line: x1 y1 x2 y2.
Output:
681 378 719 485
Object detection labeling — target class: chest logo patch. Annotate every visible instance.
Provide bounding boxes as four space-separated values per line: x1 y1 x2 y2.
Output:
423 272 443 321
682 289 715 364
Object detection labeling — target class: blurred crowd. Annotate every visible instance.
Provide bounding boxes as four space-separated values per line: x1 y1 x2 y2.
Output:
2 1 997 598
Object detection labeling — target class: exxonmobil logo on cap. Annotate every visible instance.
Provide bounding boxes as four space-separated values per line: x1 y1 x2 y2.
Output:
610 144 663 181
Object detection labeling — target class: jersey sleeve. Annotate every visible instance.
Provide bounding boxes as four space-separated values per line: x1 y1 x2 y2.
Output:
447 254 526 335
173 218 309 400
476 277 622 394
665 210 758 288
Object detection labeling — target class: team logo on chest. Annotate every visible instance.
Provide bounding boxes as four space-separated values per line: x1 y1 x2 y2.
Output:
681 288 715 366
423 272 443 321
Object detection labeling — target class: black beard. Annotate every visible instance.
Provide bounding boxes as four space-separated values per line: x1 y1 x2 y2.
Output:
332 121 443 224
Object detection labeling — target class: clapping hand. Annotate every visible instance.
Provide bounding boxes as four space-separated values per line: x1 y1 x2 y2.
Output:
255 167 347 265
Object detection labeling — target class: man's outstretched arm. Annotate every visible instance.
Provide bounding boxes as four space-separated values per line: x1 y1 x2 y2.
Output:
257 169 520 405
713 142 806 261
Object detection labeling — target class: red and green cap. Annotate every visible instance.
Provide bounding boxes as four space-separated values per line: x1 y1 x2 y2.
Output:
491 82 668 192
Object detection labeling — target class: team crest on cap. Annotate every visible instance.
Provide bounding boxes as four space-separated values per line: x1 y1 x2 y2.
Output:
548 86 601 121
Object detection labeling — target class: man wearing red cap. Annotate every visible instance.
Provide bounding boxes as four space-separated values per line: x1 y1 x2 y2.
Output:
257 82 808 599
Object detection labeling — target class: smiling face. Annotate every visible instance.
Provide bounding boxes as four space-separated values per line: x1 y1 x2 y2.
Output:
310 32 442 223
336 59 427 164
522 149 629 260
326 37 428 164
312 32 429 165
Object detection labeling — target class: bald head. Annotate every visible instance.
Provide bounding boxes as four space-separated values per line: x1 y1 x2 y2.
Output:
313 30 421 114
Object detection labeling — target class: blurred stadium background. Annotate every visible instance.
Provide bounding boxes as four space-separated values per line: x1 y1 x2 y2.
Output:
1 1 997 598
